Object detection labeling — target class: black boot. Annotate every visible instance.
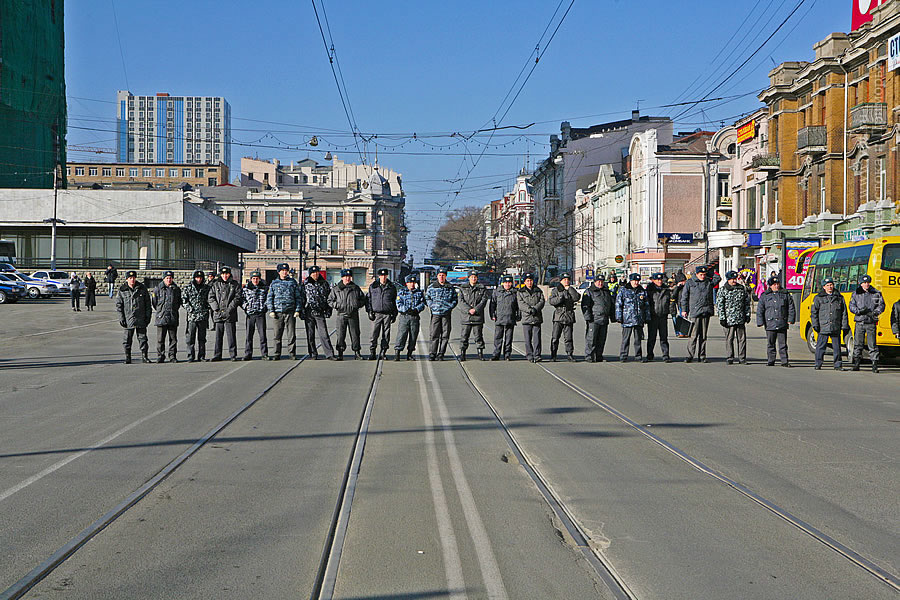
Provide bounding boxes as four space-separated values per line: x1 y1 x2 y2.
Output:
407 350 415 361
567 354 576 362
852 361 860 372
370 350 377 361
354 351 362 360
490 354 500 361
872 361 879 373
124 355 132 364
459 353 466 362
550 353 558 362
477 350 484 361
336 351 343 361
395 350 401 362
141 352 151 364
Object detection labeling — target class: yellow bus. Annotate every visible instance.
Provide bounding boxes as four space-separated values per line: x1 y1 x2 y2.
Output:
797 236 900 359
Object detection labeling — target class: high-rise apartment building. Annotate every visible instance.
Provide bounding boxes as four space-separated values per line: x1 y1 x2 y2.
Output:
115 91 231 167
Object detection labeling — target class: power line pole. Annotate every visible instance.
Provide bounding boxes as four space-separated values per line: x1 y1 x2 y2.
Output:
45 165 65 271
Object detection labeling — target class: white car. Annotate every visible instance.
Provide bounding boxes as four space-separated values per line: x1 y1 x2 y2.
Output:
0 272 59 298
28 270 72 294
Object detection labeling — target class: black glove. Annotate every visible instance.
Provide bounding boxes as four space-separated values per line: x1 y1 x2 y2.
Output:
720 320 728 328
390 315 396 324
857 308 869 315
368 312 375 321
744 316 751 323
119 319 127 328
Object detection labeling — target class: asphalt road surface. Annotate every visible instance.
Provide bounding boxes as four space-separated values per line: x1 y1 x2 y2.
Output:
1 294 897 599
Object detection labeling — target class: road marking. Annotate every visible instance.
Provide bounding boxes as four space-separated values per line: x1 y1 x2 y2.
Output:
414 354 467 600
424 353 509 600
21 320 118 337
0 363 248 504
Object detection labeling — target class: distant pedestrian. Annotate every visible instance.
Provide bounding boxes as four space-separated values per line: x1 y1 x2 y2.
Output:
581 277 614 362
183 270 210 362
366 268 398 360
425 268 458 361
716 270 751 365
458 271 489 361
208 266 243 361
848 274 885 372
105 264 118 298
394 274 426 361
517 273 545 362
549 272 579 362
115 270 151 364
645 272 672 362
756 276 796 367
810 277 849 371
615 273 650 362
681 266 721 363
242 271 269 361
303 266 335 360
69 272 82 311
329 268 366 360
267 263 305 360
489 275 520 360
83 272 97 311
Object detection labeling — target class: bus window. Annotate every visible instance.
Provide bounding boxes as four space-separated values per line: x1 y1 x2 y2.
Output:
882 244 900 272
850 244 873 264
848 264 864 288
818 265 832 286
801 265 816 299
836 265 851 292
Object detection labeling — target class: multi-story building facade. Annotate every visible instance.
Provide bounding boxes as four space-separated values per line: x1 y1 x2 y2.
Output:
491 169 534 261
66 161 229 189
116 91 231 167
189 168 406 285
574 164 630 280
528 112 672 277
240 155 402 192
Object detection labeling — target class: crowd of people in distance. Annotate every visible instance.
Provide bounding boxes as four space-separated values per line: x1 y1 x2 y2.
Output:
82 261 899 372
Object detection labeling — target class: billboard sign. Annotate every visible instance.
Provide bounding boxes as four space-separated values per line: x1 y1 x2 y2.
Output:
658 232 695 245
737 120 756 143
890 32 900 71
853 0 887 31
782 239 820 290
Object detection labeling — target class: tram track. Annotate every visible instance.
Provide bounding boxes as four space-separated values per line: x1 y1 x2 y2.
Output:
477 321 900 593
1 333 344 600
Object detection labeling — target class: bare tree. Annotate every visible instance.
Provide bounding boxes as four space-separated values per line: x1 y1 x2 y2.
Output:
514 205 594 285
432 206 486 261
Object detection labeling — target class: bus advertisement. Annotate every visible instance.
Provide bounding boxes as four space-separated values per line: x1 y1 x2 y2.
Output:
782 239 819 291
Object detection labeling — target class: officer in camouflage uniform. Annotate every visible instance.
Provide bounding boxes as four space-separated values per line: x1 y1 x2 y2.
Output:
183 270 210 362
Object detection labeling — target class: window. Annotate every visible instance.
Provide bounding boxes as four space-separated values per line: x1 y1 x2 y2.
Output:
183 168 191 177
314 211 323 223
290 235 298 250
66 167 71 176
89 167 98 176
75 167 84 176
309 235 316 250
820 175 826 213
116 168 125 177
747 186 757 229
319 235 327 251
250 210 258 224
354 235 365 251
882 244 900 272
330 235 338 251
102 167 112 177
354 212 366 226
143 168 152 177
265 211 283 225
130 168 138 177
168 168 176 177
878 157 886 202
195 169 204 177
326 212 333 224
291 211 299 225
156 168 164 177
336 212 344 224
313 175 318 183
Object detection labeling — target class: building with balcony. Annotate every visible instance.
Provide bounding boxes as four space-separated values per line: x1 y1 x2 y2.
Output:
189 168 407 284
573 164 629 280
240 155 402 193
490 168 534 262
66 161 228 189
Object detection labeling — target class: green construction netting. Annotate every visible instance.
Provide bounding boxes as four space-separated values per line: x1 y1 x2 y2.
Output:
0 0 67 189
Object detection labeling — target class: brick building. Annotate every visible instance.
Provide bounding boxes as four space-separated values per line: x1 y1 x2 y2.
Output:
66 161 228 189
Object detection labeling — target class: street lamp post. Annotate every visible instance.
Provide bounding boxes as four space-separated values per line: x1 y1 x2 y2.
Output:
311 217 324 265
294 202 313 274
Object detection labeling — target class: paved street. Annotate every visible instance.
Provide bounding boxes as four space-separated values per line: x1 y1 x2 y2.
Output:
1 295 897 599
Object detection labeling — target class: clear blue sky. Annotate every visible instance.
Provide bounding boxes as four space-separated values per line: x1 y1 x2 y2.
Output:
64 0 851 259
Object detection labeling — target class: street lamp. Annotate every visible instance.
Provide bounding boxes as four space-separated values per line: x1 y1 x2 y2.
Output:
293 201 313 273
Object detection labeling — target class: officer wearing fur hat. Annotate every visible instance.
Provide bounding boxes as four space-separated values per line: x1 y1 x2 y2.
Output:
489 275 520 360
116 270 152 364
811 277 849 370
395 274 426 360
715 270 751 365
242 270 270 360
183 270 210 362
458 270 489 361
548 272 579 361
756 276 796 367
151 270 182 363
848 274 885 372
266 263 305 360
208 266 243 361
328 268 366 360
366 268 398 360
517 273 545 362
681 265 721 363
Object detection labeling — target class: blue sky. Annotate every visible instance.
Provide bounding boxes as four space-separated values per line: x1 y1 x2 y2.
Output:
65 0 851 259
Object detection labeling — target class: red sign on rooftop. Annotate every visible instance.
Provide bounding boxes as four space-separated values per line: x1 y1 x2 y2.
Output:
853 0 887 31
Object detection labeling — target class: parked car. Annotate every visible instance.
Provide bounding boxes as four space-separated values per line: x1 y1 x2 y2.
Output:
0 278 25 303
28 270 71 294
0 272 59 298
575 281 591 299
0 262 17 272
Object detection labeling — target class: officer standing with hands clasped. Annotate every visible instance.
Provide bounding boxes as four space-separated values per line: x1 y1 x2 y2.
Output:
425 267 458 361
756 276 796 366
208 266 243 362
848 274 885 372
645 272 672 362
366 268 398 360
811 277 850 370
241 270 269 361
394 274 425 361
116 270 152 364
267 263 305 360
517 273 545 362
549 272 579 362
615 273 650 363
183 270 210 362
329 268 366 360
458 270 489 361
151 270 182 363
489 274 520 361
303 266 336 360
716 270 751 365
581 277 613 362
681 265 721 363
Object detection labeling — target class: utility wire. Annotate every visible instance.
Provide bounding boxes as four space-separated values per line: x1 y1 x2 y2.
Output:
109 0 129 89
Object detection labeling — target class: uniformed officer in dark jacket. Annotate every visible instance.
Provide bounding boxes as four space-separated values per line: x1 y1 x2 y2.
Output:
681 266 721 362
151 270 182 363
457 271 489 361
242 271 269 361
208 266 243 361
183 270 210 362
891 298 900 343
395 274 426 361
116 270 152 364
489 275 520 361
811 277 850 370
645 272 672 362
329 268 366 360
303 266 336 359
615 273 651 362
548 272 579 361
848 274 885 372
366 268 398 360
517 273 545 362
581 278 613 362
756 276 796 366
